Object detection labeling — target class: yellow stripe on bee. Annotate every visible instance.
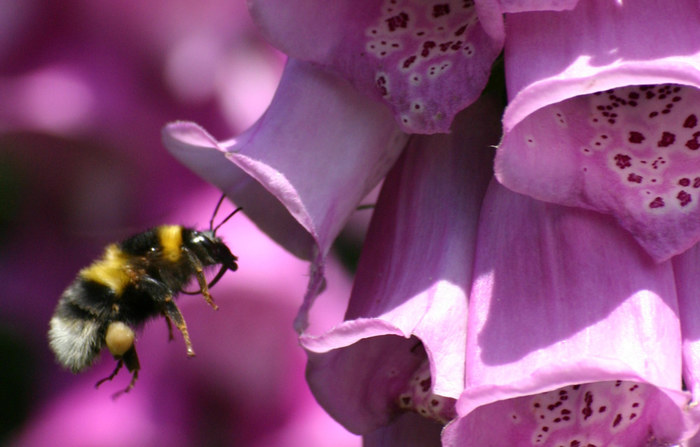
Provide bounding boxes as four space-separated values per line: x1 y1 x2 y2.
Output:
80 244 131 295
158 225 183 262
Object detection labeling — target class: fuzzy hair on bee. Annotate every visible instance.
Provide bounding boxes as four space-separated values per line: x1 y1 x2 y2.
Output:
48 196 241 396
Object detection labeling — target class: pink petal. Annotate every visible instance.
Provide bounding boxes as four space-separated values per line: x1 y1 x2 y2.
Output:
494 0 700 261
673 244 700 404
444 381 698 446
249 0 503 133
163 59 407 262
473 0 580 43
442 181 699 444
301 97 501 433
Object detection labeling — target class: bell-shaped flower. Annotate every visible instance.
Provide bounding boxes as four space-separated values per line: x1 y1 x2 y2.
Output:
163 59 408 329
490 0 700 261
442 181 700 445
300 97 501 442
163 0 505 331
249 0 503 133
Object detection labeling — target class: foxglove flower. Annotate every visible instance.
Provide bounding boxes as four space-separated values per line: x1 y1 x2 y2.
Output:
249 0 503 133
164 59 408 330
163 0 700 445
442 181 700 445
164 0 502 327
301 97 500 440
491 0 700 261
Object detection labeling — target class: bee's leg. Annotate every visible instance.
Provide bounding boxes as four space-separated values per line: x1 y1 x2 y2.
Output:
164 315 174 341
138 276 196 357
111 347 140 399
182 248 218 310
161 297 195 357
95 345 141 398
95 359 124 388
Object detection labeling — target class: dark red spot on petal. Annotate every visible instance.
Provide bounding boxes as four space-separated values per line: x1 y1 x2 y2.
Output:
628 131 645 144
678 190 692 207
680 178 691 187
684 114 698 128
612 413 623 428
614 154 632 169
686 134 700 150
628 173 643 183
402 55 417 69
420 378 431 392
657 131 676 147
376 76 388 96
421 41 436 57
649 197 665 208
432 4 450 17
439 41 454 52
386 12 409 31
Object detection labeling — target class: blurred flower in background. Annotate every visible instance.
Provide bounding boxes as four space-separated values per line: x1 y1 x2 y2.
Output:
0 1 360 446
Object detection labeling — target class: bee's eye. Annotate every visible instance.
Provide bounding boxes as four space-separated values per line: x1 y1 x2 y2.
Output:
105 321 135 357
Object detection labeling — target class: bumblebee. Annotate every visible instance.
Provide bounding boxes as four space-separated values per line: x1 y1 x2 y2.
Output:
48 196 241 396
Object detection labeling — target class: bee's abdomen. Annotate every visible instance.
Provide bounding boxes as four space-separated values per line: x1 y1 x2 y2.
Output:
48 281 109 372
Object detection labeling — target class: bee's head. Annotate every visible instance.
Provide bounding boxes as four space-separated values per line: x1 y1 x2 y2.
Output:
187 230 238 272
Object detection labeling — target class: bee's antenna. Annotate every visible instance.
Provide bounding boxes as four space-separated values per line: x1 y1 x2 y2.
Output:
209 194 227 232
210 194 242 235
213 207 243 235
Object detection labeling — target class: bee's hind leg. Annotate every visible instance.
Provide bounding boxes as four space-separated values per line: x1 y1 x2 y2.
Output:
96 346 141 398
95 358 124 389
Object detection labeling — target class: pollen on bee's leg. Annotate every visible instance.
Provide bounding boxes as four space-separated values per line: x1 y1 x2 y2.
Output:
105 321 135 357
